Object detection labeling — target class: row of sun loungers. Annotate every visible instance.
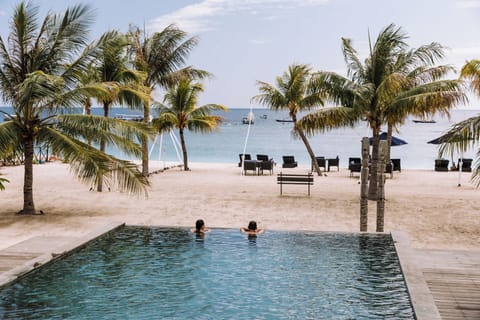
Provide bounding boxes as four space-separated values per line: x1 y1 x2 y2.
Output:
435 158 472 172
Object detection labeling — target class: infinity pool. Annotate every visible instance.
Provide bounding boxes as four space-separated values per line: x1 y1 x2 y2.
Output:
0 227 415 319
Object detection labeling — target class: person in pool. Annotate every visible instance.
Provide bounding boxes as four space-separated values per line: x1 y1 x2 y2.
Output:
192 219 209 234
240 220 264 235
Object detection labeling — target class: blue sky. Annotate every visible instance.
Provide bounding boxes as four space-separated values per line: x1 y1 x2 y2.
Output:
1 0 480 108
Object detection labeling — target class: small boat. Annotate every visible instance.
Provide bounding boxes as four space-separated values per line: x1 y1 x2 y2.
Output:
242 111 254 124
259 114 267 119
275 119 294 123
114 114 144 122
413 119 436 123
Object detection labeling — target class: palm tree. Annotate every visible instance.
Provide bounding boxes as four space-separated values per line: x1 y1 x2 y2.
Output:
437 59 480 185
128 24 210 176
0 2 151 214
252 64 325 176
93 30 151 192
152 77 227 171
299 24 465 198
0 174 8 191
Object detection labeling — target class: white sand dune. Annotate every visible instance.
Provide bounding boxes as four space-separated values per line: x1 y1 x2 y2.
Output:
0 161 479 251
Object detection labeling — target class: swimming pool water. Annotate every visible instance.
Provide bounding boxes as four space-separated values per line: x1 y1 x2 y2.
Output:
0 227 415 319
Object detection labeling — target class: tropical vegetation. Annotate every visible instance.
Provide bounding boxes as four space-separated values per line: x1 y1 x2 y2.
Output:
437 59 480 186
299 24 465 199
0 2 152 214
152 76 227 171
128 25 210 176
252 64 326 176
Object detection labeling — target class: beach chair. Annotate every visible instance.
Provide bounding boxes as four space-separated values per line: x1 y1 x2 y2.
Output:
243 160 258 175
458 158 472 172
434 159 449 171
311 156 326 172
327 156 340 172
238 153 251 167
256 154 274 175
348 157 361 177
282 155 298 168
391 158 401 172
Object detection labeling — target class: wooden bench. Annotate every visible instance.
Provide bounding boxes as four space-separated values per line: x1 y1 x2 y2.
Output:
277 172 314 196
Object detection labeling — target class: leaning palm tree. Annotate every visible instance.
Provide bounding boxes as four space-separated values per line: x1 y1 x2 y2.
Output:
93 30 151 192
128 24 210 176
300 24 465 198
152 77 227 171
252 64 325 176
0 2 151 214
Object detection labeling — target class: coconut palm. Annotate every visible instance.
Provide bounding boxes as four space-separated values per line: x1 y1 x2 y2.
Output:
128 24 210 176
437 59 480 185
252 64 325 176
299 24 465 198
92 30 151 192
0 2 151 214
152 77 227 171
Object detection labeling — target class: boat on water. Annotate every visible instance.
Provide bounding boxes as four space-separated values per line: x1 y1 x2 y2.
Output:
275 119 294 123
114 114 144 122
242 111 255 124
412 119 436 124
259 114 267 119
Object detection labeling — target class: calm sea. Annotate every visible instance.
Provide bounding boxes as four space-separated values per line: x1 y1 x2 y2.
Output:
1 106 478 170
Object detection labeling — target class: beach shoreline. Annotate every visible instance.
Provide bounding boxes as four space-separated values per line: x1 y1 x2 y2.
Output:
0 161 479 251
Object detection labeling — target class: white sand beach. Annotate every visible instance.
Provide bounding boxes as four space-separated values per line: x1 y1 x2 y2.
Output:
0 161 479 251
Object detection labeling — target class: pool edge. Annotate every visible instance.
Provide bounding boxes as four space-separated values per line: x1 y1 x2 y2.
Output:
0 221 125 290
392 231 441 320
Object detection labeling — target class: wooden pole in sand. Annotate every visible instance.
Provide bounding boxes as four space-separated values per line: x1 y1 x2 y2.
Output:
360 137 370 232
376 140 386 232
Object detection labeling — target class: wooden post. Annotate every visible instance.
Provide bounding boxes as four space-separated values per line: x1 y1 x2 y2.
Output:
376 140 386 232
360 137 370 232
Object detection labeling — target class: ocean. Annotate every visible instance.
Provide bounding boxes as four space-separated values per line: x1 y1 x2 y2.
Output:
1 106 478 170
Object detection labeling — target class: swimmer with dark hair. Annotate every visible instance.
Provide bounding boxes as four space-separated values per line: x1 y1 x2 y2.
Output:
192 219 209 234
240 220 264 235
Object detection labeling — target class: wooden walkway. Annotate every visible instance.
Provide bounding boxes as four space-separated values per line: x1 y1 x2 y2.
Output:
415 249 480 319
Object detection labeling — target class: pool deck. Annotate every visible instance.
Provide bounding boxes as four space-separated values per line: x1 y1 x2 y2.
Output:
0 226 478 319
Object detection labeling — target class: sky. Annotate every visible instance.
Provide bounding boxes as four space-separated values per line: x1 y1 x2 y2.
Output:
0 0 480 108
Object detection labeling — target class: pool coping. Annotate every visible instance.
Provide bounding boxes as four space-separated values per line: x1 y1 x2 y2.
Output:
0 222 125 289
391 231 441 320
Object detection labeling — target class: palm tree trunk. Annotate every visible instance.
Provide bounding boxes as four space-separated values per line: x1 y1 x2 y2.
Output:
20 139 36 214
141 102 150 176
386 123 393 162
294 122 322 176
179 129 189 171
97 102 110 192
368 126 381 200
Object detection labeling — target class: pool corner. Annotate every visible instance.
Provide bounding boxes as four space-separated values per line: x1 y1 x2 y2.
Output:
391 231 441 320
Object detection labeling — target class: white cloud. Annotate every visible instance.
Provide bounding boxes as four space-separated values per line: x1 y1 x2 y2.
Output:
149 0 329 34
456 0 480 8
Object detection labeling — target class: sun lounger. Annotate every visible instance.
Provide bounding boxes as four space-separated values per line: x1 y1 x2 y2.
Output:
434 159 449 171
311 156 326 172
348 157 361 177
282 155 298 168
243 160 259 175
256 154 274 175
238 153 251 167
391 158 401 172
327 156 340 172
457 158 472 172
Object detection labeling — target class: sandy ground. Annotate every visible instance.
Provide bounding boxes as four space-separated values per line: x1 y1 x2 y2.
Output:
0 161 479 251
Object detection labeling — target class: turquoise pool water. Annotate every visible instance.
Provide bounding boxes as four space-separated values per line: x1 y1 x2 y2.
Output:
0 227 415 319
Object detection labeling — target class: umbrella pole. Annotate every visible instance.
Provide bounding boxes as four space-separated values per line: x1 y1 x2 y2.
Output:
458 154 463 187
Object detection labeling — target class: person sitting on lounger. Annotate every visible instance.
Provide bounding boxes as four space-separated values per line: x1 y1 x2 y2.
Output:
192 219 209 234
240 220 264 236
